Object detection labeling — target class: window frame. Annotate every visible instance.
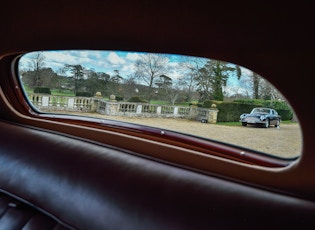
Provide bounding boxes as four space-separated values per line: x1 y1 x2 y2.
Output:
2 53 297 169
1 52 310 202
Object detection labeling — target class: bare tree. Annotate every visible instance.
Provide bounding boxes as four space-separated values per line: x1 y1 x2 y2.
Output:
40 68 58 88
122 74 138 100
179 57 207 102
236 71 284 101
134 53 168 102
165 79 185 105
259 78 285 101
155 74 183 105
28 51 46 87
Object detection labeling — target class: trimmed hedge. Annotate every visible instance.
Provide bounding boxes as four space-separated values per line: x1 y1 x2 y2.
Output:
33 87 51 94
277 109 293 120
116 96 124 101
128 96 147 103
213 102 257 122
75 92 92 97
203 99 293 122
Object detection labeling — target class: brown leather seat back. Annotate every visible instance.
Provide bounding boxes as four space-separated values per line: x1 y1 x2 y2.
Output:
0 192 74 230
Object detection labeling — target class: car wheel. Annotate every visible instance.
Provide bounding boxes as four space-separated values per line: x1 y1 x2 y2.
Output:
264 119 270 128
275 120 280 128
242 122 247 126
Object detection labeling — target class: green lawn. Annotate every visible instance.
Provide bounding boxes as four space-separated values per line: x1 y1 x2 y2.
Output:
50 89 75 96
150 100 170 105
150 101 191 107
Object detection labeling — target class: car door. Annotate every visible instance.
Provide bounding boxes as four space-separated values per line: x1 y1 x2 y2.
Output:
268 109 275 125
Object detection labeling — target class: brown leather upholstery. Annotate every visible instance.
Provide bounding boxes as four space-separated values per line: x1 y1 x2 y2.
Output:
1 120 315 230
0 192 72 230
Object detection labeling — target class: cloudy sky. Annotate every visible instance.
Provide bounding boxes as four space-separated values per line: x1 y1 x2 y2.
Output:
19 50 253 95
20 50 191 78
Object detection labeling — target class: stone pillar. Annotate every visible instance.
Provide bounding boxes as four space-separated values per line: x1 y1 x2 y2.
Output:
136 104 142 114
157 106 162 114
173 106 178 115
188 106 198 120
105 102 119 115
92 92 103 112
91 99 98 112
207 104 219 124
68 98 74 108
42 96 49 107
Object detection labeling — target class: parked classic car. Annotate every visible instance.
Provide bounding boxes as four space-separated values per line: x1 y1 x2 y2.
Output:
240 108 281 128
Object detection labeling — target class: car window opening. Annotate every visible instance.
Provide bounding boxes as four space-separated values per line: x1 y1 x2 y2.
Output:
17 50 302 161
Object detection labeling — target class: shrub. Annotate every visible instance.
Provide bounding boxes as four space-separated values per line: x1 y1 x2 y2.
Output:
115 95 124 101
277 109 293 120
233 99 264 105
215 102 255 122
33 87 51 94
128 96 147 103
75 92 92 97
189 102 203 107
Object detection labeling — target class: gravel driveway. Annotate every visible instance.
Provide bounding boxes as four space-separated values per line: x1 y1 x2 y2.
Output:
76 113 301 159
58 111 301 159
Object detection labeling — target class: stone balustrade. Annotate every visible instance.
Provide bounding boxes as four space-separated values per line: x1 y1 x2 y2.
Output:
28 94 219 123
28 94 94 112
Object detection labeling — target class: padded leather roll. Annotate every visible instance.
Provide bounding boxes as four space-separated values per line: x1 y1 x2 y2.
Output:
1 121 315 230
0 192 73 230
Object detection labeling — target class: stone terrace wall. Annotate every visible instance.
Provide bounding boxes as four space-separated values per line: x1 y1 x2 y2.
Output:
28 94 219 123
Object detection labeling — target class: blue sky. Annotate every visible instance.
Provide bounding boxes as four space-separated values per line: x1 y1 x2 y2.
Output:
19 50 253 95
20 50 191 77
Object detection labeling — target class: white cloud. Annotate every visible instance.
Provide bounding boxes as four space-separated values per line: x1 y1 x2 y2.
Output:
126 52 141 61
46 51 77 64
121 64 136 74
107 52 126 65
